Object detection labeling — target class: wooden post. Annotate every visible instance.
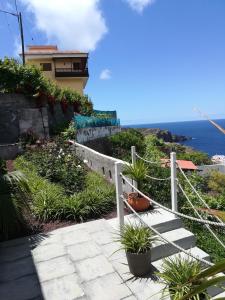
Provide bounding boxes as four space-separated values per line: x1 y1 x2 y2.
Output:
170 152 178 212
115 162 124 231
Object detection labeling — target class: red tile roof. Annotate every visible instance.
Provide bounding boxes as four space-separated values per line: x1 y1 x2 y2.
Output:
25 45 87 55
161 159 197 170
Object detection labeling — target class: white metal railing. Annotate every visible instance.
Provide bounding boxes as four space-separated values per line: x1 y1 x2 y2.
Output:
114 146 225 264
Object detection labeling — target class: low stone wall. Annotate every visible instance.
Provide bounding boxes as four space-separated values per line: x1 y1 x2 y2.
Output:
198 164 225 175
76 126 121 144
72 142 132 193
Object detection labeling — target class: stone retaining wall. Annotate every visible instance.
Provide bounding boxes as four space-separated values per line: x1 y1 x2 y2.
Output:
72 142 132 193
76 126 121 144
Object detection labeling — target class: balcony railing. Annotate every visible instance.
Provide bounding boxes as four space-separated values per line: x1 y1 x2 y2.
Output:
55 68 89 77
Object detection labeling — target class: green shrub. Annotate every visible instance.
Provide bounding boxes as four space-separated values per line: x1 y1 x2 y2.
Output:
144 135 167 162
0 163 31 240
156 255 206 300
207 170 225 195
117 223 155 254
108 129 145 161
24 139 86 195
15 157 115 222
177 151 211 165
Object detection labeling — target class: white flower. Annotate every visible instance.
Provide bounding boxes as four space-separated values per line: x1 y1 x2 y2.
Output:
83 159 88 164
77 165 81 168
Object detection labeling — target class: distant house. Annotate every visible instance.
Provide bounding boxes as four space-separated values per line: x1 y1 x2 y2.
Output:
161 159 198 171
23 45 89 95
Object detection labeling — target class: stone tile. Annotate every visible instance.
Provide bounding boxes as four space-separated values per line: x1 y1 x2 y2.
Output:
84 272 132 300
36 256 75 282
84 219 108 233
91 230 114 245
76 255 114 282
41 274 85 300
123 296 137 300
38 233 63 246
102 241 125 261
0 274 42 300
0 256 36 282
68 241 101 262
32 243 66 262
0 243 31 263
63 229 91 246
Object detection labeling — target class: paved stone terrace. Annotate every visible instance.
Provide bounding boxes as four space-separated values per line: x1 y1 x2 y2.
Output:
0 218 167 300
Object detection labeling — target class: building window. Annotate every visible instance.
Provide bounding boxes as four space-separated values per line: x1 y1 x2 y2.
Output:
40 63 52 71
73 62 81 70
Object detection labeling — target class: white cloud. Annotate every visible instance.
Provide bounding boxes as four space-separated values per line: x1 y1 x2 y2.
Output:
125 0 155 13
13 36 22 58
19 0 108 52
100 69 111 80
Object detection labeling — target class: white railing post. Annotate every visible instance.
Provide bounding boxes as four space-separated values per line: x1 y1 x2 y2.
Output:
115 162 124 231
131 146 137 189
170 152 178 212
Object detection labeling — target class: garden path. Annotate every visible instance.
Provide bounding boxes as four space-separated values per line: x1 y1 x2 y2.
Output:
0 209 222 300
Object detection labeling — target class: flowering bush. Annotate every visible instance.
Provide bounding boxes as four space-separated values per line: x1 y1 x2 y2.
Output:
24 138 86 195
0 58 93 116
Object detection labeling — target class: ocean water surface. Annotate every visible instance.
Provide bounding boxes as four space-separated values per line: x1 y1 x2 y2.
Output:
126 119 225 156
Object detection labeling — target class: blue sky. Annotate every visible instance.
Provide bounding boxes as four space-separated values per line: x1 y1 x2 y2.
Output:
1 0 225 125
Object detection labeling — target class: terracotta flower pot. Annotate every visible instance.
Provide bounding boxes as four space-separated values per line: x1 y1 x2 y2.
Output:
73 102 80 113
60 99 68 114
127 192 150 212
47 95 55 114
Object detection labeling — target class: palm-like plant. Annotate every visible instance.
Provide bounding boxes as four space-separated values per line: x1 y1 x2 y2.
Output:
156 255 208 300
180 259 225 300
0 159 31 240
124 160 148 192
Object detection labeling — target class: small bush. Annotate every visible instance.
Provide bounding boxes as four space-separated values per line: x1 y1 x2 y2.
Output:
24 139 86 195
108 129 145 161
177 150 211 165
15 157 115 222
117 223 155 254
207 170 225 195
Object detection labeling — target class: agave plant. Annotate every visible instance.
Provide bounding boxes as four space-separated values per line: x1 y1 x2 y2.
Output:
124 160 148 192
156 255 209 300
0 159 31 240
180 259 225 300
117 223 156 254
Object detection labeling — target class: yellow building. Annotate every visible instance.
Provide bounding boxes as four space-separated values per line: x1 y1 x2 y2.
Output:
24 45 89 95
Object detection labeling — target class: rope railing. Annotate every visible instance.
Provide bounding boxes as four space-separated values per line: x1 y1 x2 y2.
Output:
135 153 161 165
146 174 171 181
121 173 225 228
178 181 225 249
122 195 213 267
177 164 224 225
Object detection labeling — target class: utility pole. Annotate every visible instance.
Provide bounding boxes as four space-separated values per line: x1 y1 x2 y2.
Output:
0 9 25 65
18 12 25 65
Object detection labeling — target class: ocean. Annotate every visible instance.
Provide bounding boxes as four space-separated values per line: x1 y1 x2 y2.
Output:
126 119 225 157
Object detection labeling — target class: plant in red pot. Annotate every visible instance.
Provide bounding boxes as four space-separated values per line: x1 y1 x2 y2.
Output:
124 160 150 212
60 98 68 114
47 94 55 114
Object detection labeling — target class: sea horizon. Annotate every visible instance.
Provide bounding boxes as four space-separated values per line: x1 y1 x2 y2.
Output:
124 119 225 157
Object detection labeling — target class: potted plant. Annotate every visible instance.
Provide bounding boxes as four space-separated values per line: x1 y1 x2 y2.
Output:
117 223 156 277
124 160 150 211
156 255 209 300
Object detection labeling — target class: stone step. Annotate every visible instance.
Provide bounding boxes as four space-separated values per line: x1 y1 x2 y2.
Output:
152 246 210 271
212 291 225 299
208 273 225 298
107 207 183 234
151 227 196 262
